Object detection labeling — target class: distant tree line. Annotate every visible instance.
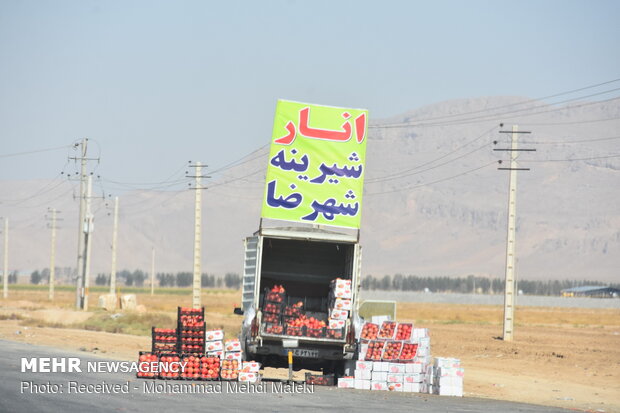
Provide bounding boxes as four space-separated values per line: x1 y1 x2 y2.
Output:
93 270 242 289
361 274 620 296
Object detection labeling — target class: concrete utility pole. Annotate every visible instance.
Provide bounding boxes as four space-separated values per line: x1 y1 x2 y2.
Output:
187 161 209 309
3 217 8 299
73 139 88 309
48 209 58 300
110 196 119 296
496 125 534 341
151 247 155 296
82 175 94 311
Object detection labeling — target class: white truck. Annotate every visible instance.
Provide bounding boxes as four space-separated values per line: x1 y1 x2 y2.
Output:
237 224 362 374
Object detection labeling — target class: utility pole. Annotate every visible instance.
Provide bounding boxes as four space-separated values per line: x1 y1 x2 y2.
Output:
151 247 155 296
2 217 8 299
82 175 94 311
495 125 534 341
47 208 62 300
110 196 119 297
187 162 209 309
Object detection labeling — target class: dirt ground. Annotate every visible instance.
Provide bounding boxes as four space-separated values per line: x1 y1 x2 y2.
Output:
1 289 619 412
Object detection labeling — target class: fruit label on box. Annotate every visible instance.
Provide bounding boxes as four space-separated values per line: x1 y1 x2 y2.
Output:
241 362 261 372
329 319 346 329
387 373 404 383
388 363 406 374
434 357 461 368
207 350 224 359
225 339 241 352
437 367 465 377
332 298 352 311
355 361 373 371
403 373 423 383
371 371 387 381
224 352 243 362
205 330 224 341
337 378 355 389
329 309 349 320
205 341 223 352
354 379 371 390
239 372 259 382
370 381 388 391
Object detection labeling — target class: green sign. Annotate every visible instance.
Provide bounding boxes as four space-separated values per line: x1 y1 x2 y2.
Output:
261 99 368 229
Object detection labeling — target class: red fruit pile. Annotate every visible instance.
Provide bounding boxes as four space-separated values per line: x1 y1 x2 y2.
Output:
265 324 283 334
382 341 402 360
159 355 181 379
378 321 396 339
360 323 379 340
264 303 281 314
137 353 158 378
198 356 220 380
263 313 279 324
181 355 201 380
365 341 385 361
395 323 412 341
326 328 343 339
266 285 285 303
179 314 204 328
286 325 303 336
399 343 418 361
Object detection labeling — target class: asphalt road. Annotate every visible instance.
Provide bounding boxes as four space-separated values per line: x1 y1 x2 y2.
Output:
0 340 573 413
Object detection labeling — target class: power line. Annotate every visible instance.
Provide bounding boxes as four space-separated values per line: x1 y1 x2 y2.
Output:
207 144 269 175
372 90 620 129
522 136 620 145
0 144 72 159
365 161 497 196
370 78 620 128
521 154 620 163
366 125 498 183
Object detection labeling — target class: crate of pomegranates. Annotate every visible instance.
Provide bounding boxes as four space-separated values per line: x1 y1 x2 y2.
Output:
265 285 286 304
305 373 335 386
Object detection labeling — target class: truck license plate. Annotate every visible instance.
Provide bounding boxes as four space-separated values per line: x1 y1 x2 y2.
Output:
288 348 320 358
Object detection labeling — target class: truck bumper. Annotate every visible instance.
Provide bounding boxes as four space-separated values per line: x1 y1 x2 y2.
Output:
247 340 355 361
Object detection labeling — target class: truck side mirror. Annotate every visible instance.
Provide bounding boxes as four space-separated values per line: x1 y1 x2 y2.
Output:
233 307 244 315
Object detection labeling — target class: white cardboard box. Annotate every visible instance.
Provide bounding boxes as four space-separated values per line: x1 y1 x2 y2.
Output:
354 369 372 380
354 379 371 390
225 339 241 352
329 319 346 329
224 351 242 362
370 381 389 391
205 340 223 352
373 361 389 372
434 357 461 369
388 363 406 374
205 330 224 341
329 309 349 320
356 360 373 371
403 382 424 393
438 385 463 397
387 382 404 391
331 298 352 311
337 377 355 389
405 362 424 373
371 371 387 381
403 373 423 383
206 350 224 359
437 376 464 387
241 362 261 372
238 372 260 383
436 367 465 377
386 373 404 383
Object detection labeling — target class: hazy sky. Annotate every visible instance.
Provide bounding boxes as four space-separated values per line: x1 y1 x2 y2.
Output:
1 0 619 187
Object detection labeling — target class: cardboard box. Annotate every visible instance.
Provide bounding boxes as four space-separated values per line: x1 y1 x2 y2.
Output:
416 347 429 357
330 278 353 299
438 385 463 397
206 350 224 359
373 361 389 372
241 362 261 372
329 309 349 320
371 371 387 381
356 360 373 371
386 373 404 383
331 298 352 311
354 379 371 390
437 376 463 387
355 369 372 380
225 339 241 352
205 330 224 341
205 340 223 352
436 367 465 377
337 377 355 389
403 373 423 383
370 381 389 391
388 363 406 374
405 362 424 373
329 319 346 329
224 351 242 363
387 382 404 391
403 382 424 393
358 343 369 361
412 328 429 338
238 372 260 383
434 358 461 369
